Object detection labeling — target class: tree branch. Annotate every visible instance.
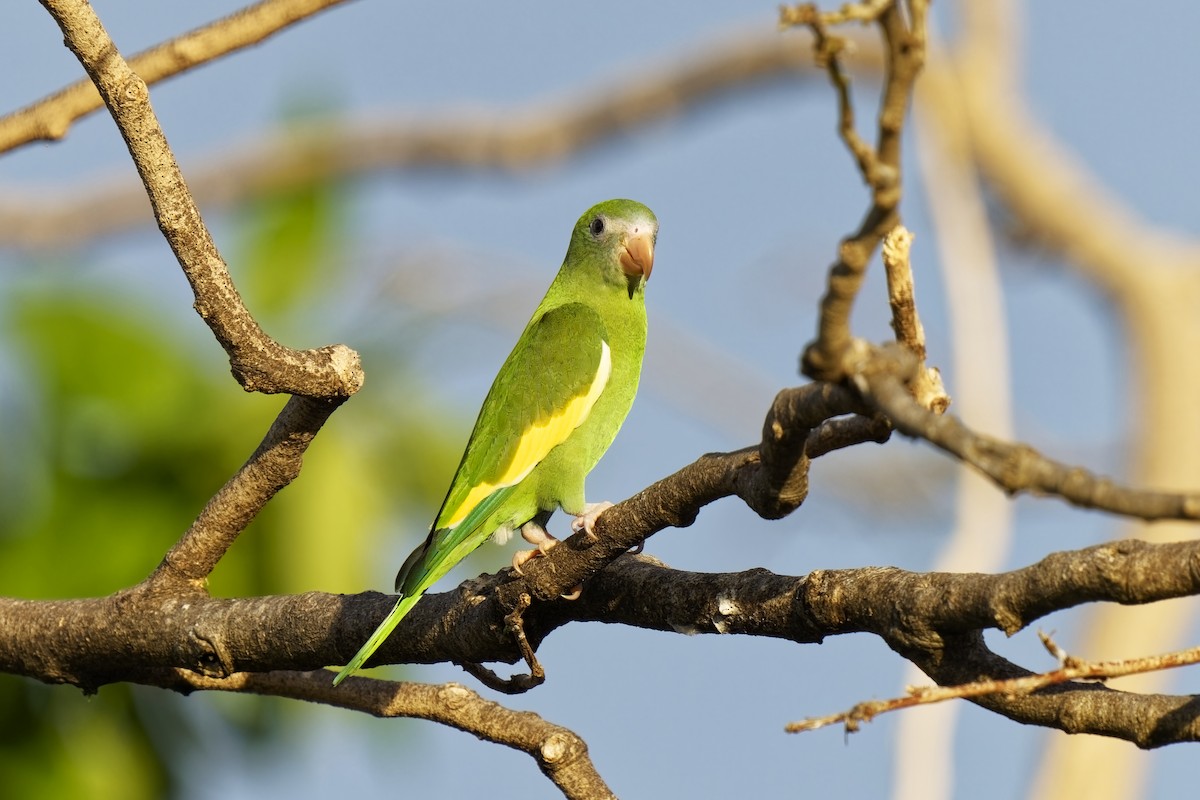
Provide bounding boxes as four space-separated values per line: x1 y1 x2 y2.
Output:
860 363 1200 522
788 1 926 382
6 336 1200 748
1 0 353 156
10 3 1200 789
6 536 1200 747
157 670 615 800
0 29 842 249
788 632 1200 736
153 395 344 587
486 383 881 614
39 0 362 399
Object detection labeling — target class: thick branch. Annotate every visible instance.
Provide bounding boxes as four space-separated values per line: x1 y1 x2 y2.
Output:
7 349 1198 749
6 539 1200 746
2 381 879 685
489 383 880 610
39 0 362 399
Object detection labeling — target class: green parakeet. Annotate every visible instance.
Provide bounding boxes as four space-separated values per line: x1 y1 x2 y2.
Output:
333 199 657 685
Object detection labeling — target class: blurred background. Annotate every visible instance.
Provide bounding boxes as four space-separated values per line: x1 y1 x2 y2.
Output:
1 1 1198 798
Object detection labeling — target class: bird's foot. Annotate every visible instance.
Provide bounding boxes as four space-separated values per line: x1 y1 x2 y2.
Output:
511 520 583 599
571 501 614 542
511 521 558 574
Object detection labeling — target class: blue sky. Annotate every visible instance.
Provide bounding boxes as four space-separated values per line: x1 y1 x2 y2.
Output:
2 2 1199 798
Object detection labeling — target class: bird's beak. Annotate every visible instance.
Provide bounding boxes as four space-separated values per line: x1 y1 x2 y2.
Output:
619 231 655 281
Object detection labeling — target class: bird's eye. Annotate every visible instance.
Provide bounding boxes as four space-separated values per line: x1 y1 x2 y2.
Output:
589 217 605 237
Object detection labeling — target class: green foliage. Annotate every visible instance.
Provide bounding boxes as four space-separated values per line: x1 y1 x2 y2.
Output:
2 290 275 597
0 171 459 796
235 169 344 321
0 682 166 800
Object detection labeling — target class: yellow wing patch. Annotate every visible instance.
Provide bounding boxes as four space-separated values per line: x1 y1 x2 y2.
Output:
445 341 612 528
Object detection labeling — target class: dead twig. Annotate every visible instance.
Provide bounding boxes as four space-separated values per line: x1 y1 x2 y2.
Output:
787 633 1200 734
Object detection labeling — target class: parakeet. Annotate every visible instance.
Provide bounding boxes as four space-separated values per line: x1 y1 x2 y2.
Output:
333 198 657 686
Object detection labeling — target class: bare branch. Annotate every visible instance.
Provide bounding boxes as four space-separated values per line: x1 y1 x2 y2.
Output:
787 633 1200 736
1 0 353 155
0 30 841 249
788 1 926 383
882 227 922 357
1 381 877 688
782 7 876 179
881 225 949 414
8 537 1200 747
861 364 1200 522
157 670 615 800
152 395 343 586
39 0 362 399
490 382 876 612
11 0 1200 781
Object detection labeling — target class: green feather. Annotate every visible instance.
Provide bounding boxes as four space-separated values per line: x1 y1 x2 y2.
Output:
333 199 655 686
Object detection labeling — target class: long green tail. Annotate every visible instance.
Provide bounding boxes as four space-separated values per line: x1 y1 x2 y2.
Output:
332 592 423 686
334 489 518 686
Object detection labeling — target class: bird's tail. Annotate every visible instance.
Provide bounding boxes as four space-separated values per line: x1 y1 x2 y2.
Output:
332 592 423 686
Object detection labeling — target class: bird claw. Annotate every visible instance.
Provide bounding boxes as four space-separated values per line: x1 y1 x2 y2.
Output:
510 550 534 575
571 501 614 542
512 521 559 574
510 519 585 599
553 503 612 596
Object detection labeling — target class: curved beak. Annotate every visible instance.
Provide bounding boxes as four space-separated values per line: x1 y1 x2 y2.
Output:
619 231 655 281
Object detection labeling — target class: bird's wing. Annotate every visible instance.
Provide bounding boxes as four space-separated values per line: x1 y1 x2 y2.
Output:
397 302 610 594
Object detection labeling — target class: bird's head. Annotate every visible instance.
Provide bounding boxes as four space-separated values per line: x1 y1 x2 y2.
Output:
567 199 658 298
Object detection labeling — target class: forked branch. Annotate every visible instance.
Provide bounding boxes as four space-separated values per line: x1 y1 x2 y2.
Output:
40 0 362 399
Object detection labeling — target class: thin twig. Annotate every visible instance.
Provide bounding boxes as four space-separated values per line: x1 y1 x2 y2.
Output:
0 30 842 249
782 6 876 179
787 633 1200 734
781 0 892 27
457 592 547 695
881 225 949 414
1 0 353 155
861 365 1200 522
790 0 925 382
